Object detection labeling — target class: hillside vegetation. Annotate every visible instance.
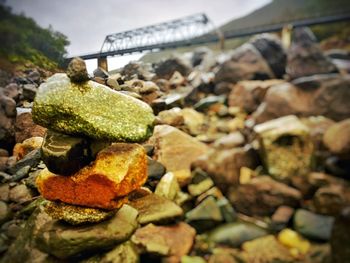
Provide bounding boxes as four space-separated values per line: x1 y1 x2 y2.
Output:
0 3 69 72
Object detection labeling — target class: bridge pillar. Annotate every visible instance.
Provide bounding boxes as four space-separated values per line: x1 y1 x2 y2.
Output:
97 56 108 71
282 24 293 49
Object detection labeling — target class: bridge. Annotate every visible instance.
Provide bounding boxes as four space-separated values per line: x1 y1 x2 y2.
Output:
74 11 350 70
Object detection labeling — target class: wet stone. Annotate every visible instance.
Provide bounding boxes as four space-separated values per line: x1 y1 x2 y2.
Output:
331 206 350 263
129 193 183 225
8 148 41 175
44 201 115 225
41 130 93 175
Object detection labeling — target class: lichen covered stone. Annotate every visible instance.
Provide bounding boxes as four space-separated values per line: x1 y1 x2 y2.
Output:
45 201 115 225
32 73 155 142
36 143 147 210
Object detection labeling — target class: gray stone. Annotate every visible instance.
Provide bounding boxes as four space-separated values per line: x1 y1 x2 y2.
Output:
287 27 338 79
185 196 223 232
147 157 166 180
208 222 268 247
294 209 334 241
36 205 138 259
32 73 155 142
129 193 183 225
8 149 41 175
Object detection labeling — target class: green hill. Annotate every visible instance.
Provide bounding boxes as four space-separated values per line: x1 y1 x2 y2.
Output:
0 3 69 72
220 0 350 33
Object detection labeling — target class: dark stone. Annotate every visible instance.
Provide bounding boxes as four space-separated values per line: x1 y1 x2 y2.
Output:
22 84 37 101
155 57 191 80
66 57 90 83
331 206 350 263
250 34 286 78
41 130 93 175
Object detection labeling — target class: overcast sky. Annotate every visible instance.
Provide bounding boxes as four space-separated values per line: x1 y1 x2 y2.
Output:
7 0 270 71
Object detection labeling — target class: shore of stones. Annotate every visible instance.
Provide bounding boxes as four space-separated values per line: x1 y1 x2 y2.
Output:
0 27 350 263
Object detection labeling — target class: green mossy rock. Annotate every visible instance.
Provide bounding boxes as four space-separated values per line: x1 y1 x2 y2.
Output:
32 73 155 142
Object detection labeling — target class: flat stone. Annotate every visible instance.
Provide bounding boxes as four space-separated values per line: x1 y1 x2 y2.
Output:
254 115 313 180
231 176 302 216
129 193 183 225
131 222 195 260
44 201 115 225
294 209 334 241
36 204 138 259
8 148 41 175
209 222 268 247
152 125 209 186
32 73 155 142
36 143 147 210
41 130 93 175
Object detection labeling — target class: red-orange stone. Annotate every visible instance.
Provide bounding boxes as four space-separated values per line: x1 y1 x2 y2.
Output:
36 143 147 210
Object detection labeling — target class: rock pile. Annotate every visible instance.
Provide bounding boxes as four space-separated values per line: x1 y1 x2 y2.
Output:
1 28 350 263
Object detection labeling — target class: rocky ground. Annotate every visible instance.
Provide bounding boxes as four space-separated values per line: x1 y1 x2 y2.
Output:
0 27 350 263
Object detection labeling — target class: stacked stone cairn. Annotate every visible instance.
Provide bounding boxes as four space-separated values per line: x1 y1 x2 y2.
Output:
32 57 155 244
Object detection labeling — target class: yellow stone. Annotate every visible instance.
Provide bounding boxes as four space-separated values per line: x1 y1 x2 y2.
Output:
278 228 310 256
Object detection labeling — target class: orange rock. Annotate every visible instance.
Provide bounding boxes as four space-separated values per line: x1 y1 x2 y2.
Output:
36 143 147 210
